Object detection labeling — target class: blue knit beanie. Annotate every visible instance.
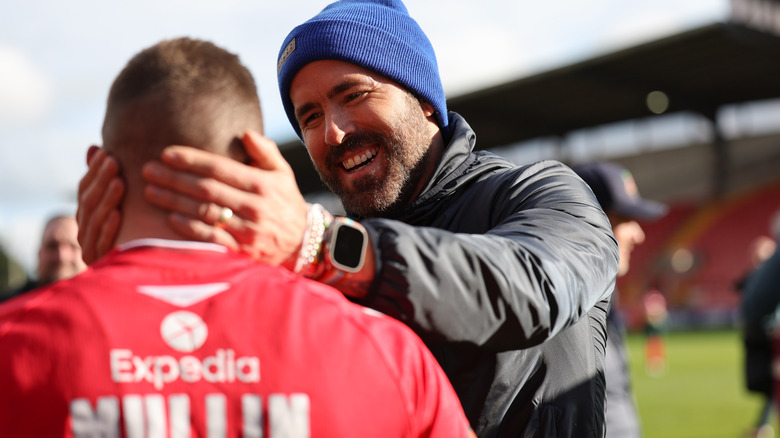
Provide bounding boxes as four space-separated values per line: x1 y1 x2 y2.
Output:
277 0 448 139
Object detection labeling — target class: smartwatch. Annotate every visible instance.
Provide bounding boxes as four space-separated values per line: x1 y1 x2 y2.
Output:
324 217 368 273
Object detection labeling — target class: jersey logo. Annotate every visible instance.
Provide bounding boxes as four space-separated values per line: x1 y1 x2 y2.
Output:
160 311 208 353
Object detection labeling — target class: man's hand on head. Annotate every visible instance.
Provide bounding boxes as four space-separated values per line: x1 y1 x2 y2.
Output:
77 146 124 265
142 130 309 266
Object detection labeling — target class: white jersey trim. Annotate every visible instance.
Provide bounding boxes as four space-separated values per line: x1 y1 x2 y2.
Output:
137 283 231 307
117 239 232 306
118 239 228 254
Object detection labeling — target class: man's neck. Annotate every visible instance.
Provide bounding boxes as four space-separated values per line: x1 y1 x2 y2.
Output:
113 197 186 246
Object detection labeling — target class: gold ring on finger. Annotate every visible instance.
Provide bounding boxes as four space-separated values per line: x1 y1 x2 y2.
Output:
215 206 233 229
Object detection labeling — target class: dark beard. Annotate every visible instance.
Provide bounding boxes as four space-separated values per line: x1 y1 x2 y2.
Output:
315 102 432 218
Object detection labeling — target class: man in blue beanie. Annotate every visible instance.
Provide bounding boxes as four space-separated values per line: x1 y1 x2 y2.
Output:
78 1 619 436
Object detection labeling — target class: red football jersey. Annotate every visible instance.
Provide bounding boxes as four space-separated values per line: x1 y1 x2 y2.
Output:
0 239 473 438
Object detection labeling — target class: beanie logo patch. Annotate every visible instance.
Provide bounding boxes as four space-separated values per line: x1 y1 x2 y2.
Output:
278 38 296 75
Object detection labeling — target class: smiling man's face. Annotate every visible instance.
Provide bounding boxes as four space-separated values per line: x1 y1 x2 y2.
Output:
290 60 440 218
37 217 87 285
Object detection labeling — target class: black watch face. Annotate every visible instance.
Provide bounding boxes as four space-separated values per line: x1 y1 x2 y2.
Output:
333 224 365 270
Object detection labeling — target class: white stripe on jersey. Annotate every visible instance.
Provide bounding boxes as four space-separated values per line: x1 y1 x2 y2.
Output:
137 283 231 306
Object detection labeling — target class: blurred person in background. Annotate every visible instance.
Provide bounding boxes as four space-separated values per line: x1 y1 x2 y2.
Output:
641 288 668 376
739 212 780 438
574 162 667 438
735 235 776 293
742 246 780 438
1 214 86 302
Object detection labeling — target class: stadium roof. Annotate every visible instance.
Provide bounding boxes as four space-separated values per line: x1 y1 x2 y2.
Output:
446 21 780 148
280 21 780 194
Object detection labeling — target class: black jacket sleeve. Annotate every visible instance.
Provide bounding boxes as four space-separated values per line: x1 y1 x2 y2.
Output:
360 159 619 351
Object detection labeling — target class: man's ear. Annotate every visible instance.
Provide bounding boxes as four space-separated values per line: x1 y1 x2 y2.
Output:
421 101 435 118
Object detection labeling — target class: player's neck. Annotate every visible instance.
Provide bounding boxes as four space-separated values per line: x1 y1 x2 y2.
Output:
114 195 187 246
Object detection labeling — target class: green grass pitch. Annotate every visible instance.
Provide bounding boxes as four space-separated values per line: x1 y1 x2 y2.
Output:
626 329 772 438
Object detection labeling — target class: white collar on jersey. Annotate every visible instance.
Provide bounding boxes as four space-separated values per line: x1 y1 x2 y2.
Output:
117 239 231 306
118 238 228 253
